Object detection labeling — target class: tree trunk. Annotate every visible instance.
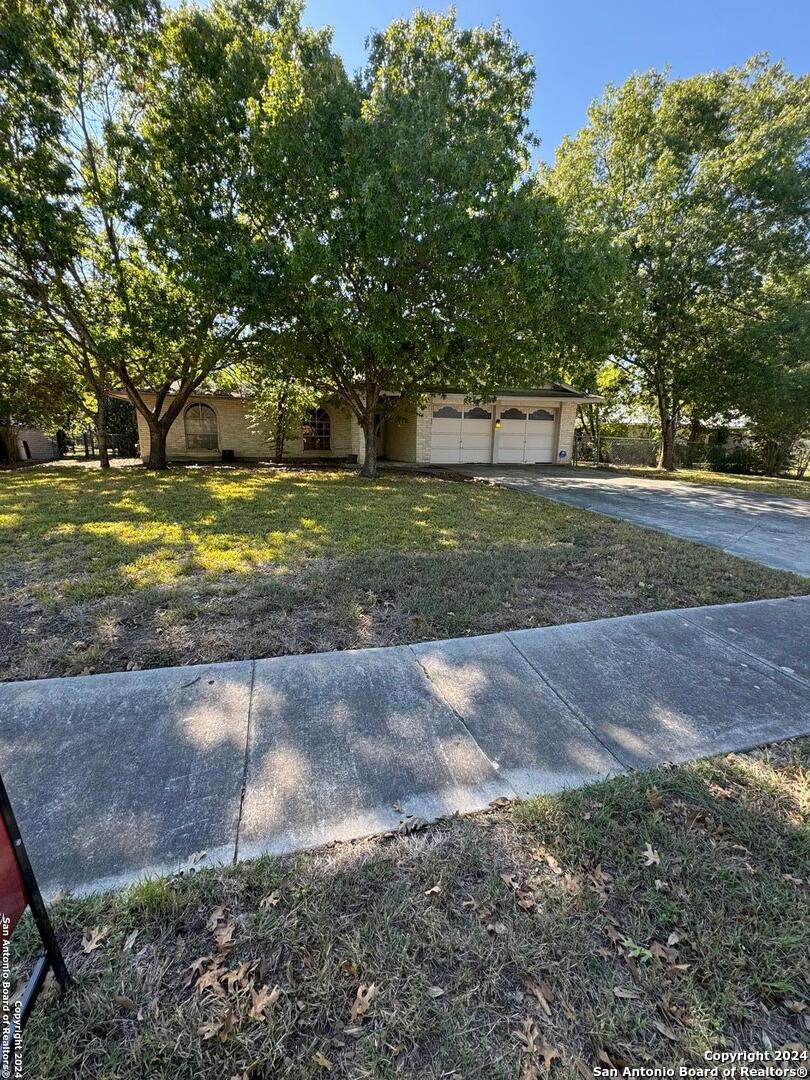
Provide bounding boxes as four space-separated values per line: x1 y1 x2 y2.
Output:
96 392 110 470
146 421 168 470
0 420 19 462
658 409 678 471
359 414 378 478
274 388 287 463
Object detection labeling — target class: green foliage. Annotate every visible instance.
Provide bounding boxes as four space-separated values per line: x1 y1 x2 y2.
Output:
544 59 810 470
240 10 615 474
245 374 319 461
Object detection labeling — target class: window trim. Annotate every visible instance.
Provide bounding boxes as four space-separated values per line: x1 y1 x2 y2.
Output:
184 402 219 451
302 407 331 452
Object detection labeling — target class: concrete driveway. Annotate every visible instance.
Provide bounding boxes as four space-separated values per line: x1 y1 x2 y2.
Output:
449 466 810 577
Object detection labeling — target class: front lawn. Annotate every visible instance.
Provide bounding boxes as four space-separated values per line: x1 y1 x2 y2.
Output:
2 463 808 681
14 739 810 1078
604 465 810 501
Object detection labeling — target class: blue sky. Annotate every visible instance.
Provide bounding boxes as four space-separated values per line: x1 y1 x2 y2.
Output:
302 0 809 162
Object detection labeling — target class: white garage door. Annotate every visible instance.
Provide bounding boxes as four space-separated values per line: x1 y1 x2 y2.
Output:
495 404 557 464
430 401 494 464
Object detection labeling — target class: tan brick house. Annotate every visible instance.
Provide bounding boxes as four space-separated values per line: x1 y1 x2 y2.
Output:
128 384 601 467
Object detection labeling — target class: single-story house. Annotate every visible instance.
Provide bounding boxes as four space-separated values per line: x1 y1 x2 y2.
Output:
128 384 602 467
0 426 58 462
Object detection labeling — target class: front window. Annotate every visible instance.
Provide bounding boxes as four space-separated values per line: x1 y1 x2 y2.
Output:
184 403 218 450
302 407 331 451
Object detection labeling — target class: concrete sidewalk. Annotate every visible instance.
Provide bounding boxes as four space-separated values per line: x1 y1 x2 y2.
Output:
1 596 808 897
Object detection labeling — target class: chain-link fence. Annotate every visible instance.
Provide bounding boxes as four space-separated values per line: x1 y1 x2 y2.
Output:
574 434 743 469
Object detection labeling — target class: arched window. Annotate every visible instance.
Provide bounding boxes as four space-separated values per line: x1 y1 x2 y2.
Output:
302 407 331 451
185 403 218 450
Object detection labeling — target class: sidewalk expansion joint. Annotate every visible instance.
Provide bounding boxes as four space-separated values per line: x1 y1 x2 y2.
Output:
503 633 629 775
680 611 810 691
406 643 520 799
233 658 257 864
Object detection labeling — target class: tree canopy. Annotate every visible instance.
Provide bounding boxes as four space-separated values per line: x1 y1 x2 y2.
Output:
543 58 810 469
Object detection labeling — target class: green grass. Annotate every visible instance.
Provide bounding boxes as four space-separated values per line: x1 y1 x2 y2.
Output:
13 739 810 1078
604 465 810 501
1 462 808 681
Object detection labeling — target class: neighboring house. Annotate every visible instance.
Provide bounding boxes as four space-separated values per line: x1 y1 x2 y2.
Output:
0 426 58 462
126 384 602 467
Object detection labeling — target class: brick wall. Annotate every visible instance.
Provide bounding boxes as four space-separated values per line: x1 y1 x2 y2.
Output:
134 395 355 462
555 402 578 464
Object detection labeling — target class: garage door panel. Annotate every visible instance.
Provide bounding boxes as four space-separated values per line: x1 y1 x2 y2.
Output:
430 399 493 464
494 403 558 464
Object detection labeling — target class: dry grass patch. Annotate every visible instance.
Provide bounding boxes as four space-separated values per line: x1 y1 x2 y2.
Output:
13 740 810 1078
604 465 810 501
2 463 808 680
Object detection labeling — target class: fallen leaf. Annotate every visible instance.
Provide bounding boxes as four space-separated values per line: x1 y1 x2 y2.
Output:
641 843 661 866
531 847 563 875
539 1037 560 1072
653 1019 679 1040
786 1001 807 1013
206 906 227 932
646 787 664 810
82 926 110 953
350 983 379 1022
427 985 445 998
198 1008 235 1042
213 921 236 953
424 883 442 897
340 959 360 979
525 978 554 1017
196 965 226 997
396 816 427 835
113 994 140 1014
259 891 281 909
612 986 640 1000
222 961 255 990
312 1052 333 1071
249 984 281 1020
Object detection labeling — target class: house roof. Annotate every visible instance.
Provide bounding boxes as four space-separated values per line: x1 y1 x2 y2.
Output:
113 381 603 405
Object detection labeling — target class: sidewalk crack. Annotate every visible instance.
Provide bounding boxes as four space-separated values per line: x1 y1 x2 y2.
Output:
233 658 257 864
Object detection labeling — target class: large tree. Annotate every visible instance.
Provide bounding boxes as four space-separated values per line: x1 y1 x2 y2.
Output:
543 59 810 470
242 11 610 476
0 0 256 468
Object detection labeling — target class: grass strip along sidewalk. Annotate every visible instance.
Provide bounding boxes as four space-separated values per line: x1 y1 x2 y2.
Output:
12 739 810 1078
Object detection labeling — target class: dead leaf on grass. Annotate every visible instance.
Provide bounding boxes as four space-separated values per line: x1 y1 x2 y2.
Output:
195 965 226 997
198 1008 236 1042
653 1019 680 1041
340 959 360 979
530 847 563 875
81 926 110 953
350 983 379 1022
259 891 281 909
612 986 640 1000
396 816 427 835
249 984 281 1020
113 994 141 1017
312 1052 333 1071
427 986 445 999
525 978 554 1017
424 883 442 896
213 921 236 953
641 843 661 866
786 1001 807 1013
206 906 227 931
